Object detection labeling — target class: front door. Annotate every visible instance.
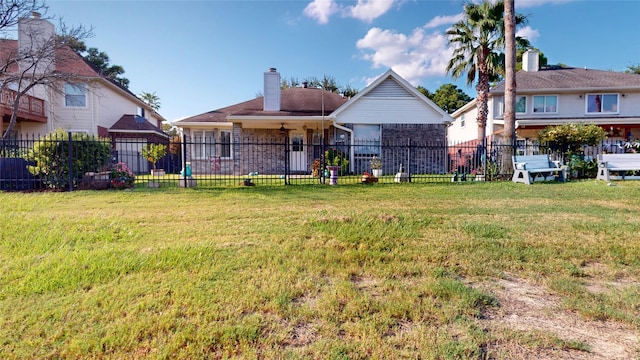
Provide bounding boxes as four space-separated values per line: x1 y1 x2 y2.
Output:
290 132 307 172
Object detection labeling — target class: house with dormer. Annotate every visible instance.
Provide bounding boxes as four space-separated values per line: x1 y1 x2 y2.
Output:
175 68 452 175
0 12 168 172
449 49 640 145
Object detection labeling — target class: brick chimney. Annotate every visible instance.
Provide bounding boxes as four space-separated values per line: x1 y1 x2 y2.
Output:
522 49 539 72
263 67 281 111
18 12 55 74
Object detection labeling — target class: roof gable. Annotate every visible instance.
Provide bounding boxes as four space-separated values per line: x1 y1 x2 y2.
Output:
331 69 450 120
365 78 414 98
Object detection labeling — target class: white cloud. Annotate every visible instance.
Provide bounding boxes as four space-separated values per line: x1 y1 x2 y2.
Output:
423 13 464 29
516 26 540 42
303 0 339 24
356 27 453 85
304 0 400 24
345 0 396 23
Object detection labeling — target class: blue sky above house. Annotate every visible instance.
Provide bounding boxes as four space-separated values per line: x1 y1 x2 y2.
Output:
45 0 640 122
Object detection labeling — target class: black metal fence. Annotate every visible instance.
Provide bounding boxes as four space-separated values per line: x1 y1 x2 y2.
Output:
1 132 637 191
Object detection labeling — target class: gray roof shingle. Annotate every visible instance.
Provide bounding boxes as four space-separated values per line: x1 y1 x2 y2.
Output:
491 67 640 93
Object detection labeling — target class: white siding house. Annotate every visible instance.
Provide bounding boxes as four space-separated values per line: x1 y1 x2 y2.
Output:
448 49 640 143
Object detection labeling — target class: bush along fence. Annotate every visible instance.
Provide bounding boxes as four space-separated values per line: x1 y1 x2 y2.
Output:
1 131 639 191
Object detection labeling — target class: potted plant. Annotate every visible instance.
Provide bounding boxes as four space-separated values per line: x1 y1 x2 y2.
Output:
370 155 383 177
141 143 167 176
109 162 136 189
324 148 349 185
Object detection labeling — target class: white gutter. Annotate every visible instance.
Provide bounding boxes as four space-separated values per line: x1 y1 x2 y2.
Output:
332 121 354 173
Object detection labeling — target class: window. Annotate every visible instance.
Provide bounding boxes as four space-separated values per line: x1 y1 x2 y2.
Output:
495 96 527 117
219 130 232 158
515 96 527 113
533 95 557 113
353 124 380 155
193 130 231 160
65 83 86 107
193 131 215 159
460 114 465 128
587 94 618 113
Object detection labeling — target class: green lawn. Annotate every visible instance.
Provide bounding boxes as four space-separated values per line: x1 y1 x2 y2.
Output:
1 181 639 359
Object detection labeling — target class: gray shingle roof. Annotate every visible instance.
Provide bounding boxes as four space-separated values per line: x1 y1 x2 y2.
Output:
491 67 640 93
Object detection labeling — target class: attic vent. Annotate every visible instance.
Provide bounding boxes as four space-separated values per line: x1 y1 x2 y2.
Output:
365 78 412 98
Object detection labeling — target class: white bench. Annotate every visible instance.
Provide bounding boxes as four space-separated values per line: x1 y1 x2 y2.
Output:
597 153 640 181
512 155 566 185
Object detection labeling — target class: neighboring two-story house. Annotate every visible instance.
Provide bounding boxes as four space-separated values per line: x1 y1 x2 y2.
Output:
175 68 452 176
449 49 640 145
0 12 167 172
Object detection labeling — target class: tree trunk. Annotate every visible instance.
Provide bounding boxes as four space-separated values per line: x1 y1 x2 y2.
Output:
502 0 517 177
475 49 490 145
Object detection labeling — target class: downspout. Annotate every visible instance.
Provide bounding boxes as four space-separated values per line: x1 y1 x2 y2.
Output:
332 121 354 173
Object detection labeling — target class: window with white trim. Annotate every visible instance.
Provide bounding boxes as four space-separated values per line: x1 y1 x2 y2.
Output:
193 130 232 160
460 114 465 128
533 95 557 113
586 94 618 113
193 130 215 160
515 96 527 113
64 83 86 107
495 96 527 117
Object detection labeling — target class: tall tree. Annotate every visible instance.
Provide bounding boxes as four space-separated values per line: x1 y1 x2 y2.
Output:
502 0 517 174
1 1 91 138
416 85 433 99
430 84 473 113
446 0 527 143
139 91 161 111
84 47 129 88
59 36 130 88
624 63 640 74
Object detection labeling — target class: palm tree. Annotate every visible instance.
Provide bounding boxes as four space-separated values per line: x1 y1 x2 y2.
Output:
446 0 527 144
503 0 517 174
139 91 161 112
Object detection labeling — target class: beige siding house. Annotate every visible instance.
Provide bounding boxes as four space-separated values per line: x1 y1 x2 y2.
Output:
1 13 166 142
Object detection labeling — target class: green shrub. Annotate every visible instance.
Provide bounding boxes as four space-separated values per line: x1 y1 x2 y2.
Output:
539 123 607 156
141 143 167 170
27 130 111 189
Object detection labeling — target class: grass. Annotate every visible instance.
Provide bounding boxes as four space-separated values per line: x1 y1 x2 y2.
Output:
1 180 639 358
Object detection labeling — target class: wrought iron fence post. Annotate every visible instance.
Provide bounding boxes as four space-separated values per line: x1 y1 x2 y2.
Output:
483 137 488 182
181 133 188 188
284 136 290 185
321 141 326 184
67 131 74 191
407 138 412 182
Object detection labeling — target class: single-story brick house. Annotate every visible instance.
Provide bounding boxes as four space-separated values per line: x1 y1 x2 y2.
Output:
175 68 453 175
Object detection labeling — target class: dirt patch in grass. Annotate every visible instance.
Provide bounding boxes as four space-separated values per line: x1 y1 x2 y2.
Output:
473 275 639 359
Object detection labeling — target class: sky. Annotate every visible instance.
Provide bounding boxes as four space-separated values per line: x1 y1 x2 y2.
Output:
41 0 640 122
